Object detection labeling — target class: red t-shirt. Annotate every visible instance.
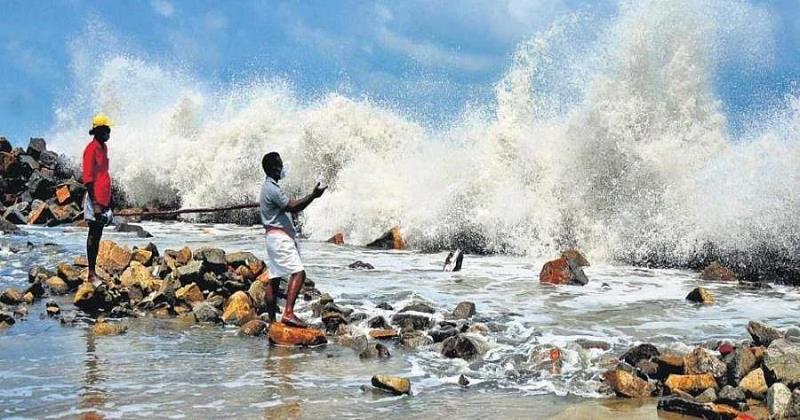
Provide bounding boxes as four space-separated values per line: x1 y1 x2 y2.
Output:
82 139 111 207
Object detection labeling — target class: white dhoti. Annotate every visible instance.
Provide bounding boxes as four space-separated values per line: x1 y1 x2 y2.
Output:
265 231 304 278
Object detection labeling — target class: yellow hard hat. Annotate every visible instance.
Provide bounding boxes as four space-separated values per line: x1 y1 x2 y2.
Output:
91 113 114 128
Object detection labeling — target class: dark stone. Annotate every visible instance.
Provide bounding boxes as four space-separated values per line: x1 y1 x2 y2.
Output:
192 302 221 323
727 346 757 385
391 313 433 330
349 312 368 322
452 301 476 319
28 265 53 283
747 320 784 347
575 339 611 351
38 151 58 169
0 217 19 233
25 281 45 298
321 311 348 332
429 326 458 343
0 137 10 153
368 316 390 329
109 305 136 318
443 249 464 272
199 272 223 292
399 330 433 348
0 311 15 327
26 138 46 159
193 247 227 270
348 260 374 270
366 228 403 250
143 242 159 258
359 343 391 359
621 343 660 366
176 260 204 285
3 208 26 225
376 302 393 310
114 223 153 238
399 302 436 314
441 334 481 360
0 288 23 305
225 251 258 267
657 397 726 418
458 374 470 387
223 280 247 293
26 171 56 200
45 301 60 317
717 385 746 406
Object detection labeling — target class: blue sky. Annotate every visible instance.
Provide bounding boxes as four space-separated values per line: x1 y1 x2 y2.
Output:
1 0 799 144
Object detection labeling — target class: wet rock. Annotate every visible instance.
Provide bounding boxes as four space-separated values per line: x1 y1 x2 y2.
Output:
429 326 458 343
174 246 192 265
359 343 391 359
109 305 136 318
767 383 792 418
73 282 114 314
28 265 53 283
192 302 221 323
636 360 659 377
739 368 768 398
575 339 611 351
441 334 486 360
3 208 26 225
225 251 257 267
727 346 757 385
695 387 717 403
763 339 800 386
657 396 741 419
48 203 80 224
399 330 433 349
747 320 784 347
175 260 203 284
56 263 82 287
0 288 23 305
717 385 746 406
443 249 464 272
0 311 15 327
120 262 158 292
199 272 222 292
239 319 268 337
322 311 348 332
348 260 374 270
561 249 590 267
368 328 398 340
467 323 489 336
684 347 727 378
233 265 255 282
327 233 345 245
349 312 368 322
193 247 226 271
97 240 133 274
27 200 53 224
114 223 152 238
247 280 267 314
622 343 660 366
701 262 737 282
458 374 470 387
452 301 476 319
603 369 655 398
665 374 718 394
376 302 393 311
22 292 33 304
0 217 19 233
371 375 410 395
175 282 204 304
13 306 27 318
685 287 715 304
221 291 255 325
131 249 154 266
45 276 69 295
539 257 588 286
399 302 436 314
366 227 406 250
391 313 433 330
367 316 390 329
92 321 127 336
268 322 327 347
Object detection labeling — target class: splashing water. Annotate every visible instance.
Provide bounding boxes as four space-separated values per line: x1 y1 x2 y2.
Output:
47 0 799 271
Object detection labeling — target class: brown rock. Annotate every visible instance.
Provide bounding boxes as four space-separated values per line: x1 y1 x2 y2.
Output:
603 369 655 398
539 257 589 286
45 276 69 295
327 233 345 245
221 291 255 325
268 322 327 346
55 184 71 205
74 256 89 267
248 258 265 277
684 347 727 378
27 201 52 225
686 287 715 304
665 374 718 394
0 288 23 305
701 262 737 282
119 262 158 292
131 249 154 266
97 240 133 274
234 265 254 282
739 368 768 398
176 246 192 265
92 322 127 336
56 263 82 286
369 329 399 340
371 375 410 395
561 248 590 266
366 227 406 250
239 319 268 337
247 280 267 314
176 282 204 304
22 292 34 304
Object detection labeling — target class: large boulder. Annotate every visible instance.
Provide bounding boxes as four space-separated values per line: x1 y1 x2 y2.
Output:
175 260 204 284
685 287 715 304
97 241 133 274
441 334 487 360
73 282 114 314
27 200 53 225
366 227 406 250
371 375 410 395
452 301 476 319
726 346 757 385
175 283 204 304
767 383 792 418
763 339 800 386
193 247 226 271
748 320 785 347
603 369 655 398
739 367 768 398
391 313 433 330
684 347 727 379
221 291 255 325
268 322 327 346
539 257 588 285
664 374 717 394
45 276 69 295
26 138 46 159
119 262 158 292
622 343 660 366
561 248 590 267
192 302 221 323
0 288 23 305
701 262 737 282
443 249 464 272
25 171 55 201
239 319 268 337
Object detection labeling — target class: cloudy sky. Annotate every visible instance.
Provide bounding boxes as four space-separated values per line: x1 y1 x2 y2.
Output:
1 0 798 143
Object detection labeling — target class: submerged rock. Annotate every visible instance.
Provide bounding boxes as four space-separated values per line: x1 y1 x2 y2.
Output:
366 227 406 250
239 319 268 337
192 302 221 323
657 396 741 419
561 249 590 267
359 343 391 359
443 249 464 272
268 322 327 347
327 233 345 245
391 313 433 331
399 302 435 314
441 334 486 360
371 375 410 395
685 287 715 304
539 257 588 286
92 321 127 336
452 301 476 319
622 343 660 366
603 369 655 398
701 262 737 282
114 223 153 238
348 260 374 270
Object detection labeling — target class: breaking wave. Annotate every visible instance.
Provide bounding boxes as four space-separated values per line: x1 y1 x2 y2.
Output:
48 0 799 276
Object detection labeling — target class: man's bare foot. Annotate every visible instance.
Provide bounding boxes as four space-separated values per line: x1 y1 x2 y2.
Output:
281 313 308 328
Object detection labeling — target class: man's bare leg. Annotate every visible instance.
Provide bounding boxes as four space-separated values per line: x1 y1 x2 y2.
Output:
263 277 281 322
281 271 307 328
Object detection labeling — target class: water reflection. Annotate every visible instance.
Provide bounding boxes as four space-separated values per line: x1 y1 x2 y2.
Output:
79 327 107 419
262 346 303 419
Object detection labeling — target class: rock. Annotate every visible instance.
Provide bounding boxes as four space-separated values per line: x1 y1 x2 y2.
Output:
717 385 746 406
747 321 785 347
0 288 23 305
429 326 458 343
452 301 476 319
561 249 590 267
767 383 792 418
327 233 345 245
322 311 348 332
54 184 71 205
786 327 800 344
336 331 368 351
176 260 203 285
114 223 152 238
399 330 433 349
575 339 611 351
221 291 255 325
369 329 398 340
193 247 226 270
0 311 15 327
176 282 204 304
73 282 113 314
24 281 45 299
365 227 406 250
763 339 800 386
26 172 55 201
695 387 718 403
684 347 727 378
622 343 660 366
367 316 390 329
665 374 718 394
0 151 21 178
788 389 800 418
371 375 410 395
26 137 46 159
240 319 268 337
27 200 53 225
636 360 659 377
131 249 154 266
48 203 80 224
458 374 470 387
399 302 436 314
225 251 258 267
348 260 374 270
247 280 267 314
539 257 588 286
45 301 60 317
4 208 26 225
268 322 327 346
603 369 655 398
727 346 757 385
28 265 52 283
0 217 19 233
685 287 715 304
0 137 10 153
233 265 254 282
120 262 158 292
56 263 82 287
441 334 485 360
376 302 394 311
192 302 221 323
657 396 741 419
45 276 69 295
21 292 33 304
739 368 768 398
97 241 133 274
247 259 265 277
359 343 391 359
391 313 433 330
92 321 127 336
702 262 737 282
38 150 58 169
443 249 464 272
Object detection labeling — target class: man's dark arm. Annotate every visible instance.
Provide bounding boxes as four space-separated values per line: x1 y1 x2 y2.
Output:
285 183 327 213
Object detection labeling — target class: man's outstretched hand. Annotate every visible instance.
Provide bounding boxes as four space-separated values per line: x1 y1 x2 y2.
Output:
313 182 328 198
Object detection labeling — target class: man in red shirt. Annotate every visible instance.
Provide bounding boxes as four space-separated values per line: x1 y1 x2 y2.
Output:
82 114 113 284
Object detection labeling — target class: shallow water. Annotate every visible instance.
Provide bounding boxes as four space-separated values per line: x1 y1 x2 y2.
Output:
1 223 798 419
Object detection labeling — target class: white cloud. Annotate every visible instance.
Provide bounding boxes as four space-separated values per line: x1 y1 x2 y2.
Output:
151 0 175 18
378 28 495 72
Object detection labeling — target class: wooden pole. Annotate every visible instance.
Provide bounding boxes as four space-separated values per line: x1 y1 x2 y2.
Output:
114 202 259 218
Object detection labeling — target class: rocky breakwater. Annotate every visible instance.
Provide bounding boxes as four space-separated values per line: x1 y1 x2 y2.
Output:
603 320 800 419
0 137 87 228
